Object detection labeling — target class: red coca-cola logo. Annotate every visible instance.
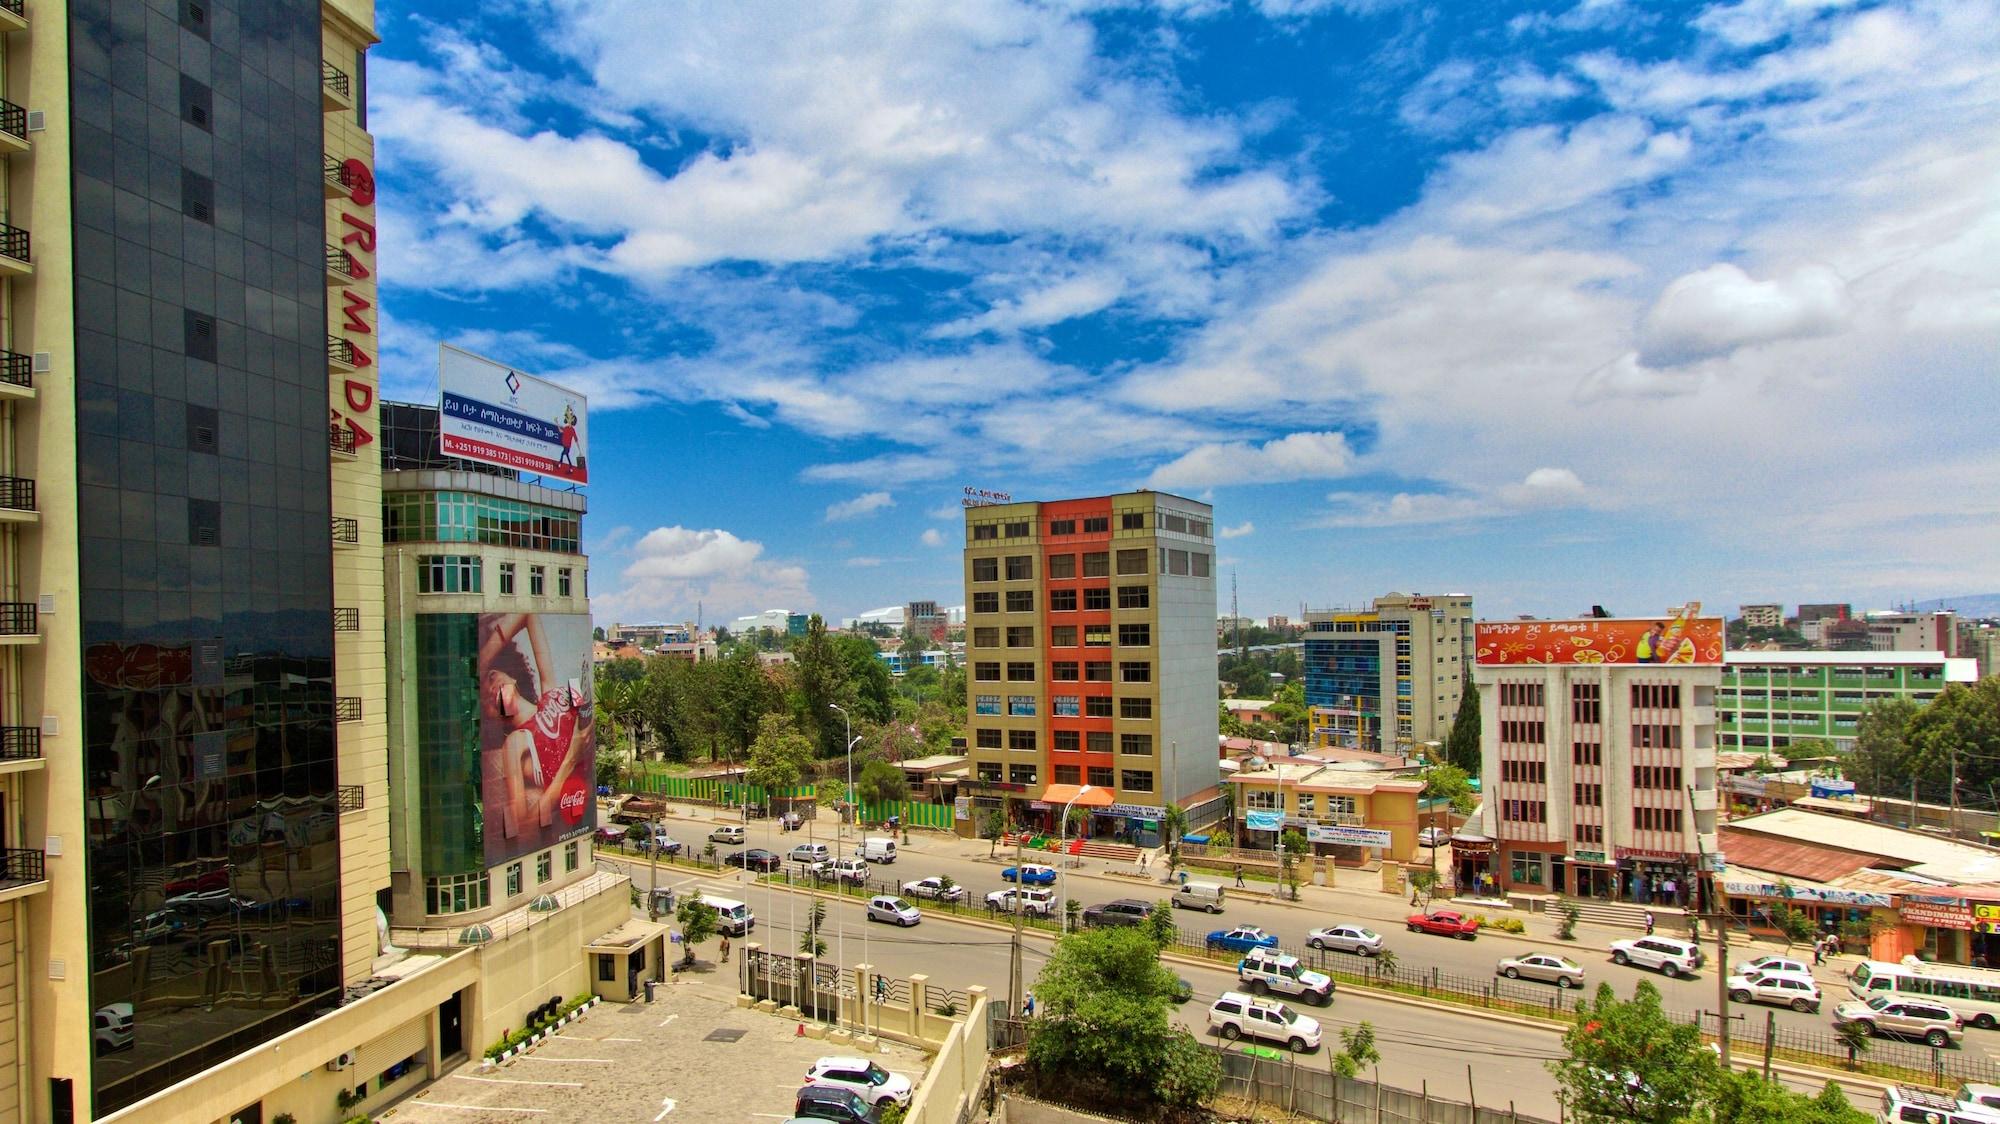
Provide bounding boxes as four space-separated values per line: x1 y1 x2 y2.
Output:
558 778 589 824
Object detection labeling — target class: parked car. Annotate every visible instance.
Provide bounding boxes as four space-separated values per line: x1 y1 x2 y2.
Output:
636 832 682 855
1172 881 1227 913
595 825 627 845
1307 924 1383 956
1608 936 1704 978
710 825 746 845
865 895 921 927
1238 949 1333 1005
1207 925 1280 953
1419 827 1450 847
790 843 833 867
779 811 804 832
1957 1083 2000 1115
725 848 781 872
1881 1087 1988 1124
1207 990 1321 1052
1833 995 1962 1047
985 887 1056 916
1406 911 1479 939
899 877 966 903
791 1083 883 1123
93 1003 134 1055
831 858 869 884
1001 863 1057 886
804 1056 914 1108
1727 970 1821 1013
1497 953 1585 989
1081 899 1154 928
1739 955 1811 978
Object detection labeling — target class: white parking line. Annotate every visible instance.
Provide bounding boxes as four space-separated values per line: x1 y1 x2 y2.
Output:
513 1054 614 1064
409 1102 549 1114
448 1074 584 1088
593 1036 642 1042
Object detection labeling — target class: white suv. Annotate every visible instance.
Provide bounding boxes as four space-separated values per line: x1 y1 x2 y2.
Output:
1726 970 1820 1013
986 887 1056 916
1237 949 1334 1006
1608 936 1704 977
1208 991 1321 1052
803 1056 913 1107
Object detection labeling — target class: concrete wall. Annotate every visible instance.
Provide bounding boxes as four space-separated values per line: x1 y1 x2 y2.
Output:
904 993 991 1124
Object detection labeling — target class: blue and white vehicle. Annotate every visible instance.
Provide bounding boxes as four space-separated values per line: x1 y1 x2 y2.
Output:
1238 949 1333 1005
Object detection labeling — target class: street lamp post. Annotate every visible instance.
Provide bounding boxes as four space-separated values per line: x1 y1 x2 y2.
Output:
1421 740 1443 904
1057 785 1095 931
829 703 861 1029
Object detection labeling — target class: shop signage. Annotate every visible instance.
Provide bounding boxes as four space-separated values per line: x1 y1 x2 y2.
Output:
1571 850 1608 865
329 156 378 450
1107 802 1163 819
963 778 1028 793
1721 881 1893 908
1615 846 1690 863
1725 776 1767 796
1902 901 1975 930
953 797 970 822
1451 837 1493 856
1245 809 1287 832
1810 778 1857 798
1976 905 2000 935
1305 824 1392 848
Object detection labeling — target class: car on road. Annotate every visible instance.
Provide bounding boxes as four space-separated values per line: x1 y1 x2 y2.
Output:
1957 1083 2000 1116
93 1003 134 1055
636 832 682 855
1497 953 1585 989
1833 995 1963 1048
831 858 869 884
986 887 1056 916
1727 970 1821 1013
791 1083 883 1122
899 877 966 903
1207 925 1280 953
789 843 833 867
1307 924 1383 956
1208 991 1321 1052
1419 827 1449 847
1739 955 1811 978
779 811 804 832
804 1057 913 1108
1406 911 1480 939
1001 863 1057 886
595 825 627 845
1081 899 1154 928
865 895 921 927
710 825 746 845
1238 949 1333 1005
725 848 781 872
1171 976 1195 1004
1608 936 1704 978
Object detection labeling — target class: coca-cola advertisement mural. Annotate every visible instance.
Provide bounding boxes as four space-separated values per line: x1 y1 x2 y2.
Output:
477 612 596 864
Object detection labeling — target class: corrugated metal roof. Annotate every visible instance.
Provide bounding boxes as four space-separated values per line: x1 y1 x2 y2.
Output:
1718 827 1879 882
1727 808 2000 883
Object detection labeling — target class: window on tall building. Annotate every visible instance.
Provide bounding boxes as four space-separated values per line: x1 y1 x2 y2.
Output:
973 627 998 648
1191 552 1211 577
1048 553 1075 579
506 863 523 896
1120 661 1152 683
1631 684 1682 710
1007 626 1035 647
1500 800 1545 823
1006 590 1035 613
973 592 999 614
417 555 482 594
1053 731 1080 752
1083 587 1111 611
1054 764 1081 785
1121 512 1144 530
1053 696 1080 716
1574 823 1603 844
1246 789 1277 810
1119 696 1151 719
1117 585 1149 609
1008 695 1036 716
1084 624 1111 647
1118 623 1150 646
1009 729 1037 751
1633 807 1683 832
972 557 999 582
1049 520 1076 536
1120 770 1154 792
1082 552 1109 577
498 562 515 595
976 728 1002 749
1005 521 1031 538
1164 549 1190 576
1009 764 1038 785
1087 766 1114 787
978 762 1003 781
1005 555 1034 580
1006 662 1036 681
1498 720 1546 744
1086 696 1113 718
1499 760 1546 783
1082 516 1109 533
537 851 552 883
1050 626 1077 647
1050 589 1077 611
565 841 579 871
1115 549 1148 575
1571 683 1601 724
974 662 1001 681
557 568 573 597
1631 765 1683 789
529 565 545 596
1632 724 1681 749
1573 783 1602 805
1119 733 1153 756
1084 662 1112 683
975 695 1001 715
973 524 998 541
1499 683 1546 707
1572 742 1601 766
1087 732 1112 755
1052 661 1079 681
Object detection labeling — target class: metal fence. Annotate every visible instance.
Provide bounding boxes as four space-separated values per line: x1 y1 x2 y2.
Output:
925 982 970 1014
1210 1048 1555 1124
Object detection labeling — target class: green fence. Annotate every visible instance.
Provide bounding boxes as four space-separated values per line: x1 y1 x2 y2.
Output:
621 776 953 828
858 798 955 830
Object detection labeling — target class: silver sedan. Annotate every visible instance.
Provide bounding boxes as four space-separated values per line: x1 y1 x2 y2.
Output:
1307 924 1384 956
1496 952 1586 989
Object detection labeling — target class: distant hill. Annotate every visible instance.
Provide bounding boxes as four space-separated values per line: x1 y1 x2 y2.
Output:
1912 594 2000 618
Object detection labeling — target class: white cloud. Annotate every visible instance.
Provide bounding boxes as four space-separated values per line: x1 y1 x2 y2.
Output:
846 557 885 568
802 453 955 484
1218 521 1256 538
920 528 948 547
825 491 896 522
1319 467 1591 527
603 526 813 622
1146 431 1355 489
1637 263 1852 367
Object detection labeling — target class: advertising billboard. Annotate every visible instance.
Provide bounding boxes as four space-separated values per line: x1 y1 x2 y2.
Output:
1474 605 1724 667
477 612 596 865
438 345 589 483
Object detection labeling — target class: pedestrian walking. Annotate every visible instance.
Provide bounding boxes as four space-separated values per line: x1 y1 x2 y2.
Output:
1234 864 1245 888
1813 939 1825 966
1024 992 1036 1018
720 935 731 962
1645 910 1655 935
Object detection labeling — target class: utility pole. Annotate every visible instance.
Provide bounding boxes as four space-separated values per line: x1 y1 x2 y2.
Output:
1688 784 1729 1068
1007 827 1026 1019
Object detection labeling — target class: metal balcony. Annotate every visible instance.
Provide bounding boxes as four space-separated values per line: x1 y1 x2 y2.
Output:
0 223 28 275
0 349 32 395
325 244 356 286
0 848 44 895
0 602 35 638
329 423 356 457
0 725 39 762
338 784 364 813
334 697 362 723
322 62 352 110
327 335 356 371
323 155 356 199
0 476 34 515
330 515 359 546
0 99 26 154
0 1 24 35
333 607 361 631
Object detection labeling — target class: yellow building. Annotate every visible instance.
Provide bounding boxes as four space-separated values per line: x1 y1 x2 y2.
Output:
1227 761 1421 866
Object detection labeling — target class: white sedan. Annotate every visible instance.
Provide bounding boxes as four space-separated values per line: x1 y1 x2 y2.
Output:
1307 924 1384 956
899 877 966 903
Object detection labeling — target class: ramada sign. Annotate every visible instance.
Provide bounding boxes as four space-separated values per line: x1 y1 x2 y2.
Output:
331 156 378 449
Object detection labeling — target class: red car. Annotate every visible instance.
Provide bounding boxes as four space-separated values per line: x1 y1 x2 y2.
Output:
1406 910 1480 939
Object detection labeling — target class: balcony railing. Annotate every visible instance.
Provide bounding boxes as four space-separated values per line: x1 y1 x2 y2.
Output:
327 336 355 367
329 424 355 456
0 350 29 389
334 697 362 723
0 603 34 635
322 62 351 100
0 726 39 761
0 1 21 18
323 155 354 193
0 223 27 263
330 516 359 544
338 784 365 813
333 607 361 631
326 245 355 279
0 848 44 888
0 476 34 512
0 99 23 142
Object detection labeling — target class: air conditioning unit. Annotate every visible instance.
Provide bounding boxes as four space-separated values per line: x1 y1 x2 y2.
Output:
325 1051 356 1071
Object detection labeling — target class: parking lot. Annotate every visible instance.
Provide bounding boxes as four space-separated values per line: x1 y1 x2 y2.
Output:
385 975 929 1123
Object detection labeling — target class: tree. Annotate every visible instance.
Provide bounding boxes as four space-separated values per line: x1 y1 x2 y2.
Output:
1700 1071 1868 1124
1267 681 1308 744
1832 1018 1871 1068
981 809 1007 857
746 714 817 815
799 899 828 959
1445 683 1482 773
1907 678 2000 795
1331 1021 1381 1079
1549 981 1717 1124
1028 926 1221 1110
1423 763 1476 815
856 758 909 814
1279 828 1308 901
1140 900 1179 952
1848 698 1921 798
1161 803 1189 876
675 897 719 967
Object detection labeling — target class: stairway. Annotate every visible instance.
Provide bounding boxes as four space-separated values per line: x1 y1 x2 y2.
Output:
999 833 1142 863
1567 898 1685 929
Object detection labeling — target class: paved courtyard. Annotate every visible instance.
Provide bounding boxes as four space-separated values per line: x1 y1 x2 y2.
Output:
382 971 929 1124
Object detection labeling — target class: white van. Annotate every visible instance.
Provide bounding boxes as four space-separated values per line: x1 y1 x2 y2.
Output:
1173 881 1226 913
861 838 898 864
697 894 755 937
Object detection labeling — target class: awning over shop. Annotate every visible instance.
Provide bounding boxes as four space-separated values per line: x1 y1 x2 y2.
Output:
1038 784 1115 808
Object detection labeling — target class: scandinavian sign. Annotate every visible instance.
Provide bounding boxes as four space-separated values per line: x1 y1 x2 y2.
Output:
439 345 589 483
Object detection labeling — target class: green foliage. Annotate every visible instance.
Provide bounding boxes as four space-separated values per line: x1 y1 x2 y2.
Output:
1332 1020 1381 1079
1373 947 1398 977
482 995 595 1060
1557 901 1581 941
1423 763 1477 815
1445 683 1482 773
876 1102 909 1124
1766 889 1819 947
1162 803 1188 872
675 897 720 964
1849 698 1922 797
1549 981 1717 1124
1408 867 1441 904
746 713 817 801
1700 1071 1869 1124
1028 927 1221 1109
1141 901 1179 951
857 757 910 807
1832 1018 1872 1066
981 809 1007 856
800 898 829 958
1279 829 1307 900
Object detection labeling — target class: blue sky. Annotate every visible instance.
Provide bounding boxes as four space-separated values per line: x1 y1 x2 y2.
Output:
368 0 2000 626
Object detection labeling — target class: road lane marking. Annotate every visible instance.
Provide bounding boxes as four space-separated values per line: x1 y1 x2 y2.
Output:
593 1036 642 1042
448 1074 583 1088
410 1103 549 1114
654 1096 678 1119
659 1013 680 1027
513 1054 613 1063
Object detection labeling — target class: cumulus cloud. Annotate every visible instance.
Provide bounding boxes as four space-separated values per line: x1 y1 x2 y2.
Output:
1319 468 1590 527
1145 431 1355 489
825 491 896 522
920 528 948 547
1637 263 1853 367
604 526 813 621
1218 521 1256 538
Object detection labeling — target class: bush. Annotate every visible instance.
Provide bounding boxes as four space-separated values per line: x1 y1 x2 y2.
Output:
483 994 595 1060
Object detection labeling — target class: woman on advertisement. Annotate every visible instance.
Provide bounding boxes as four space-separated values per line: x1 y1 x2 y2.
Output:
479 613 594 847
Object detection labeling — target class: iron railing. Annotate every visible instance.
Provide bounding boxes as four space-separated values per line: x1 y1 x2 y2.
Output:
0 476 33 511
0 848 44 886
0 726 40 760
0 223 27 263
0 350 30 388
334 696 362 723
924 982 969 1015
322 62 351 100
338 785 364 813
329 424 356 456
0 99 24 141
332 607 361 631
0 603 35 635
323 155 353 192
330 516 359 543
0 1 23 18
325 245 355 278
327 336 355 366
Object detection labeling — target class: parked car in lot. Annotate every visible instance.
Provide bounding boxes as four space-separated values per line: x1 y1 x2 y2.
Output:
93 1003 134 1055
1001 863 1057 885
792 1083 883 1122
1608 936 1704 978
778 811 804 831
899 877 966 903
1081 899 1154 928
1207 991 1322 1052
1727 970 1821 1013
710 825 746 845
1307 924 1383 956
725 848 781 872
1207 925 1280 954
804 1056 913 1108
1238 949 1333 1005
1406 911 1479 939
866 895 921 927
1497 953 1585 989
596 825 627 845
1833 995 1962 1047
985 887 1056 916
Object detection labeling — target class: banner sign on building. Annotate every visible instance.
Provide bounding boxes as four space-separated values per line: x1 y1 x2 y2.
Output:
1107 802 1163 819
1474 608 1723 667
1305 824 1393 848
954 797 970 822
439 345 589 483
1245 809 1287 832
478 611 596 865
1721 881 1893 908
1902 901 1975 930
1810 778 1857 799
1976 904 2000 935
